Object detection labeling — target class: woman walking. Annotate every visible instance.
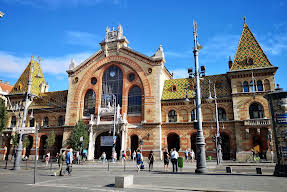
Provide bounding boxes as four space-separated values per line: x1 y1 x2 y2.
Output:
136 149 143 172
163 148 169 171
148 150 155 171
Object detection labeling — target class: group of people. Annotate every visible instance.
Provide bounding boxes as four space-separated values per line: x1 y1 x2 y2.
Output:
163 148 180 172
184 149 195 162
54 148 73 176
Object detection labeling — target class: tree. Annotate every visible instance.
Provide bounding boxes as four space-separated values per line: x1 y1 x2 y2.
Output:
67 121 89 151
0 98 8 134
22 136 30 149
47 131 55 149
11 133 19 147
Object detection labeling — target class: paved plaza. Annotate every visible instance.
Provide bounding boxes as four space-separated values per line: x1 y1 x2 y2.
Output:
0 160 285 192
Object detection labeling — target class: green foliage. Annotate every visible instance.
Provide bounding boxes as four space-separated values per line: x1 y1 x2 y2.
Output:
22 136 30 148
67 121 89 151
47 131 55 148
11 133 19 147
0 98 8 134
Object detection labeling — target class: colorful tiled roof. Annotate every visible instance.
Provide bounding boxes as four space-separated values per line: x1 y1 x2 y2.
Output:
230 21 273 71
161 74 231 101
30 90 68 110
10 57 45 96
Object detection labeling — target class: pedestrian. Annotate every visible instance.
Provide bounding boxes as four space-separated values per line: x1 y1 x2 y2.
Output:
56 153 59 163
190 149 195 163
148 150 155 171
101 152 106 163
132 150 136 162
171 148 179 173
54 151 65 176
66 148 73 176
112 150 117 163
185 149 189 161
82 148 87 164
76 151 80 164
3 146 7 160
45 151 50 166
163 148 169 171
121 150 126 165
136 149 143 172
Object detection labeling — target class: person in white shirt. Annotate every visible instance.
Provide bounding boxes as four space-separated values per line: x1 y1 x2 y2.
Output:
171 148 179 173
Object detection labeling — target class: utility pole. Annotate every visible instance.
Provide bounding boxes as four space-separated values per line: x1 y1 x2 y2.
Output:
193 20 208 174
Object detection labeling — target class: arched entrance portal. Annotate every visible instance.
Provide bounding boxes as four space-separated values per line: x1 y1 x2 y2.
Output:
25 135 33 158
55 135 63 155
130 135 139 158
39 135 48 158
190 133 197 159
167 133 180 152
251 128 268 159
95 131 121 160
221 133 230 160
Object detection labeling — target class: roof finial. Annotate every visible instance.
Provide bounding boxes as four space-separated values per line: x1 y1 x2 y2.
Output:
30 56 34 64
244 16 247 27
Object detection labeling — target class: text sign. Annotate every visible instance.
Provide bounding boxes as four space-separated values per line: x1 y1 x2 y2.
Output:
276 114 287 124
101 136 113 146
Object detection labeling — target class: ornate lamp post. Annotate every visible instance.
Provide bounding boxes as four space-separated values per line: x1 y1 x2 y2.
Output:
192 20 208 174
207 80 223 165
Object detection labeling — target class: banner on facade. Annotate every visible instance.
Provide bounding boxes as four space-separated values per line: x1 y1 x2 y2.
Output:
276 114 287 124
101 136 113 146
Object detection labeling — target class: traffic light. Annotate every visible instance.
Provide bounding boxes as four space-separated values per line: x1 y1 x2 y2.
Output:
217 136 222 145
212 136 216 142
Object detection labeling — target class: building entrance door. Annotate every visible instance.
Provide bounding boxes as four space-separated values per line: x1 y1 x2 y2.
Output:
95 131 121 160
167 133 180 152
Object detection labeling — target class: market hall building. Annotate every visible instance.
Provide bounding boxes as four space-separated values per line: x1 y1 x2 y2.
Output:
1 20 278 161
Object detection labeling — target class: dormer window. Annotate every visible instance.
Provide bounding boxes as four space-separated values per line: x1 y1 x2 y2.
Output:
246 57 253 65
172 85 177 92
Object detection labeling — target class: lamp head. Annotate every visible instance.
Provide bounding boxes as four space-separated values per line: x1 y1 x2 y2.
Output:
206 95 213 103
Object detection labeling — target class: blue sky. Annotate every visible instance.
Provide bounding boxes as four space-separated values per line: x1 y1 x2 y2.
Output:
0 0 286 91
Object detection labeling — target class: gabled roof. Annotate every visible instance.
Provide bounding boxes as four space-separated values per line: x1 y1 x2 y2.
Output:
10 57 45 96
230 20 273 71
0 81 13 94
162 74 231 101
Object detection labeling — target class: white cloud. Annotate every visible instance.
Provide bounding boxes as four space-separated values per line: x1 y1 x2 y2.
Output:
0 51 92 76
170 69 188 79
66 31 100 48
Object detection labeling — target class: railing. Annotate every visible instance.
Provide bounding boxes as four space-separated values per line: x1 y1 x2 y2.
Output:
244 118 271 126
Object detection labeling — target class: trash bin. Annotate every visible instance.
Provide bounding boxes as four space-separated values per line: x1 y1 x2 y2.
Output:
208 156 212 160
178 157 183 168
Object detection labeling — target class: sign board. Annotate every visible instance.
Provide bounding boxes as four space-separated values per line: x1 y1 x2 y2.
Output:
16 127 36 134
101 136 113 146
282 146 287 158
276 114 287 124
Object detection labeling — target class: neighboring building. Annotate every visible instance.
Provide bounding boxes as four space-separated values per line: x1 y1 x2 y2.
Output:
1 19 278 161
0 80 13 104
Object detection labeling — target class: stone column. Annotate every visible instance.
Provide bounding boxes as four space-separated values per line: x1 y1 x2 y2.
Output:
87 125 95 161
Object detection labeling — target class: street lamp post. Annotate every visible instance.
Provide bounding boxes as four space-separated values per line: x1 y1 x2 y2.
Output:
207 80 223 165
193 20 208 174
14 60 35 170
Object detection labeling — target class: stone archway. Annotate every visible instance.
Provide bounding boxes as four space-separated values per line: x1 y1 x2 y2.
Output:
25 135 33 158
221 133 230 160
55 135 63 155
251 128 268 159
190 133 197 159
39 135 48 158
130 135 139 157
94 131 121 160
167 133 180 152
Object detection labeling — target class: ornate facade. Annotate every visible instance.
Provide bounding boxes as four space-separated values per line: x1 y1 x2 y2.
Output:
1 20 278 161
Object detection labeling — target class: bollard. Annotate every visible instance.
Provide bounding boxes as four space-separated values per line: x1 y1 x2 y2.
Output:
50 160 53 171
115 175 133 188
256 167 262 174
108 160 110 171
226 167 232 173
124 160 126 172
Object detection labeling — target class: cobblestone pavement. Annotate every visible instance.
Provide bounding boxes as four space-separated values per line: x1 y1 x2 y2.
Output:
0 160 284 192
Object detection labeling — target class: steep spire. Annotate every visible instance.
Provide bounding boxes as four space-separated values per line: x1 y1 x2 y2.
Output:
10 57 45 95
230 18 273 71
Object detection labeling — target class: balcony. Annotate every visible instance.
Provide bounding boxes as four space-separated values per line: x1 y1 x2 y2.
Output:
244 118 271 126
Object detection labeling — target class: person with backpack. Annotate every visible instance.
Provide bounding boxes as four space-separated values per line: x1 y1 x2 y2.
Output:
136 149 143 172
66 148 73 176
148 150 155 172
54 150 65 176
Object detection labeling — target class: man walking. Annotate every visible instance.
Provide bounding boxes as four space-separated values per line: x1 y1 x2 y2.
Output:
66 148 73 176
171 148 179 173
54 150 65 176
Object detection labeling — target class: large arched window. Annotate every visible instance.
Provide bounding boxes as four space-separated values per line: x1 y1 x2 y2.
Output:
58 116 64 126
102 66 123 106
83 89 96 116
218 108 227 121
128 86 142 114
168 110 177 122
257 80 263 91
243 81 249 92
249 102 264 119
11 116 16 127
44 117 49 127
191 109 196 121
